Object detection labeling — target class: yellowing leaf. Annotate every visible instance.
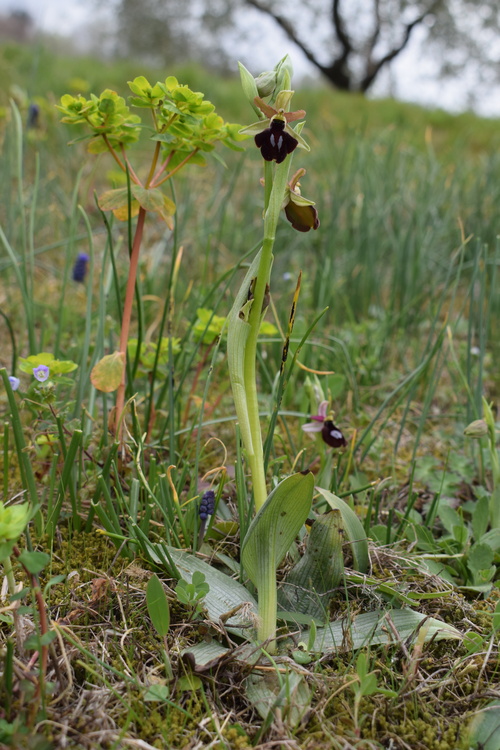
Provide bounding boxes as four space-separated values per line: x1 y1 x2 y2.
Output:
131 185 165 211
129 187 176 229
98 187 130 211
90 351 125 392
113 200 140 221
156 195 176 230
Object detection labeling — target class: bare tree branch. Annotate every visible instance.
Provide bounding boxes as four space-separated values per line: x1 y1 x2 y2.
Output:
244 0 353 88
244 0 326 73
332 0 352 62
360 1 441 91
242 0 446 92
365 0 382 65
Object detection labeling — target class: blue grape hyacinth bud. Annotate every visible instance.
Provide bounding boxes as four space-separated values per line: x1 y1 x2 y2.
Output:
199 490 215 520
27 102 40 128
72 253 90 283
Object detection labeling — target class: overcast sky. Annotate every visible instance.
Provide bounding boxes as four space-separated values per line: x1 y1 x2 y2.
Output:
1 0 499 117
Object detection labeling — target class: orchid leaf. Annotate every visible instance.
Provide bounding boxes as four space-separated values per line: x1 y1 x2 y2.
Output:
466 700 500 750
246 668 311 730
316 488 369 572
138 539 257 634
242 472 314 586
241 472 314 646
278 509 344 619
226 250 263 455
308 609 462 653
146 574 170 637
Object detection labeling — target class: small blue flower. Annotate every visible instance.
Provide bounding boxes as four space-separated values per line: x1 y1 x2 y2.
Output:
8 376 20 391
27 102 40 129
72 253 90 283
33 365 50 382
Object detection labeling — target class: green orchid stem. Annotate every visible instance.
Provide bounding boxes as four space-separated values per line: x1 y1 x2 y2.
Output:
242 159 292 512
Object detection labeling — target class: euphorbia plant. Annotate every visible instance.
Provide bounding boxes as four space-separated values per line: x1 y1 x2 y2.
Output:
57 78 243 439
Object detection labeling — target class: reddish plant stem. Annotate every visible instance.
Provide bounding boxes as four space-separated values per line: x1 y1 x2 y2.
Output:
145 141 162 187
120 144 143 185
149 150 175 187
115 206 147 440
150 148 200 188
101 134 128 174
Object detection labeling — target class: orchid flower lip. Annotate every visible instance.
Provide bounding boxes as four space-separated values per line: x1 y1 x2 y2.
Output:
254 119 298 163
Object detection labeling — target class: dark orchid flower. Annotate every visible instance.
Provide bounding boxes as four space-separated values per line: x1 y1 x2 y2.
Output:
283 168 320 232
240 92 309 163
255 118 298 164
302 400 347 449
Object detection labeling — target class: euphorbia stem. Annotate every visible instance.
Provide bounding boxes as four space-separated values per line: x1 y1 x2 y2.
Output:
115 206 146 440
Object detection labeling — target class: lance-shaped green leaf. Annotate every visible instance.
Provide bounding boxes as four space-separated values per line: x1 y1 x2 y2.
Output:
316 488 369 573
308 609 462 653
146 574 170 638
137 538 257 634
241 472 314 649
278 509 344 619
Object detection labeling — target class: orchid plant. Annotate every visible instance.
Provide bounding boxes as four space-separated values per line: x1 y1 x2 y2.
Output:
225 57 323 651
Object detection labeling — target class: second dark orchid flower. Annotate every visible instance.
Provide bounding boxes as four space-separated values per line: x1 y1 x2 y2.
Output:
283 168 320 232
302 400 347 449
